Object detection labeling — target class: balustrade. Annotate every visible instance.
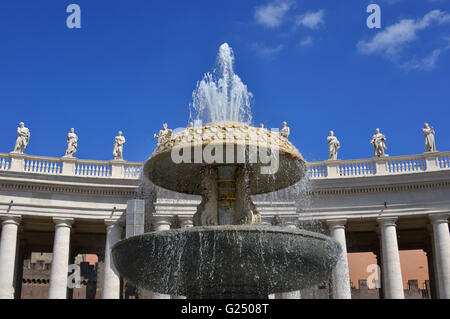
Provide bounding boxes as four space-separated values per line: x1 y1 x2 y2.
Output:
0 151 448 180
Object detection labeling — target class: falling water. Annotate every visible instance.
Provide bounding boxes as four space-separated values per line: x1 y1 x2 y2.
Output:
189 43 253 125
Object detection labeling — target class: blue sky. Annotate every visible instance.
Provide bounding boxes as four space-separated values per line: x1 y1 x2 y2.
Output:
0 0 449 162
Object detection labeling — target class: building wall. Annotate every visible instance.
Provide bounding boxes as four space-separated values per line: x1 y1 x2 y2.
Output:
348 250 429 290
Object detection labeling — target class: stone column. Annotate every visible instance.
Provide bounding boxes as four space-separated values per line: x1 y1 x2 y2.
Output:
377 217 404 299
151 218 171 299
425 226 438 299
102 219 123 299
327 219 351 299
0 215 21 299
429 214 450 299
48 217 73 299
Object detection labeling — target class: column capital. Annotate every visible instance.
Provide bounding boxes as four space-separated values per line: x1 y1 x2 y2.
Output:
52 217 74 228
180 218 194 228
429 213 450 224
327 218 347 229
153 218 171 227
377 216 398 227
284 220 298 229
1 215 21 226
105 218 124 228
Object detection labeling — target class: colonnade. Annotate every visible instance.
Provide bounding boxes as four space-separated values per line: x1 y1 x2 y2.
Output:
0 213 449 299
326 214 450 299
0 215 123 299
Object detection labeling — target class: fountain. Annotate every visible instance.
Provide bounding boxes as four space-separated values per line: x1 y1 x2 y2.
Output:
112 43 340 299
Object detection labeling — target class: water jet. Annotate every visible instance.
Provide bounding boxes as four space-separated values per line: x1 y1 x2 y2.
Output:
112 43 341 299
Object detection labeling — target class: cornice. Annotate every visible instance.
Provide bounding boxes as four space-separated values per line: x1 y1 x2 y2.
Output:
308 179 450 197
0 179 137 198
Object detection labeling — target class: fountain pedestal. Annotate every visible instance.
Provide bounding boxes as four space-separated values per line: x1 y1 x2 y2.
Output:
217 166 236 225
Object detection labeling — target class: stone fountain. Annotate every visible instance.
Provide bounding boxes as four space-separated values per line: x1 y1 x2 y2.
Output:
112 43 340 299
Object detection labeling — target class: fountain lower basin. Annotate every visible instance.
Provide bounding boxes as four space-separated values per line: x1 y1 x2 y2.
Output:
112 225 341 298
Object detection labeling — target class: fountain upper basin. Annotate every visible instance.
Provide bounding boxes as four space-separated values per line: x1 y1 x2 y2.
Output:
144 121 307 195
112 226 341 298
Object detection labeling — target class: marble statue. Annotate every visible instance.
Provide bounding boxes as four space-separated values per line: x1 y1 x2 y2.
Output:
423 123 436 153
154 123 172 145
64 128 78 157
113 131 126 160
371 128 387 157
13 122 30 154
280 121 290 139
327 131 340 160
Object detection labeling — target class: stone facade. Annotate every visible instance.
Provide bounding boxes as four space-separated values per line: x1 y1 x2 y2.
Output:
0 150 449 299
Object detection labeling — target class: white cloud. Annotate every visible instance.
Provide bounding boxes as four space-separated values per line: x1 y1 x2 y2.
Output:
299 36 313 47
254 0 292 28
401 49 442 70
261 44 284 56
296 10 325 29
401 37 450 70
252 42 284 58
357 10 450 70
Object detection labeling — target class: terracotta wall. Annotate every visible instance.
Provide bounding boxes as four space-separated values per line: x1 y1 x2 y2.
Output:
348 250 429 289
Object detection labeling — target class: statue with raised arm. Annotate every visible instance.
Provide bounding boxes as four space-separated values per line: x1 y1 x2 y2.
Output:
64 128 78 157
113 131 126 160
423 123 436 153
13 122 30 154
154 123 172 145
327 131 340 160
371 128 387 157
280 121 290 139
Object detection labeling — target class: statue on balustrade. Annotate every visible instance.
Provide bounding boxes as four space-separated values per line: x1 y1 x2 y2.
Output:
371 128 388 157
113 131 126 160
13 122 30 154
64 128 78 157
280 121 290 139
423 123 436 153
327 131 340 160
154 123 172 145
